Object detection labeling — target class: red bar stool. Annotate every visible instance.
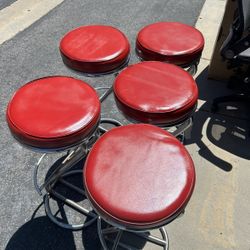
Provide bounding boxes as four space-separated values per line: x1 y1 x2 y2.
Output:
113 61 198 140
83 124 196 249
60 24 130 102
60 25 130 75
6 76 118 230
136 22 204 75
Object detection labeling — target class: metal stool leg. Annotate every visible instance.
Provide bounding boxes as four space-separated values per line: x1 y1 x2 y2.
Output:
33 121 122 230
33 153 47 196
161 117 193 144
187 62 198 76
44 170 97 230
171 117 193 138
97 217 109 250
33 145 88 196
96 86 114 103
99 118 123 134
97 217 169 249
134 228 169 250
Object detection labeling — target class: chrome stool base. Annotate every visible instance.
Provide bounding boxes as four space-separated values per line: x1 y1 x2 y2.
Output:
161 116 193 144
97 217 169 250
44 170 97 230
33 118 123 230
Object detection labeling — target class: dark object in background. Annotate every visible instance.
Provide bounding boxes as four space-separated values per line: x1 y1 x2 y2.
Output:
212 0 250 113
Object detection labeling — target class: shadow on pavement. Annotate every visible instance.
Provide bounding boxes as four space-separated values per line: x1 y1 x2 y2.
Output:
5 202 76 250
185 66 250 171
82 217 102 250
206 113 250 159
82 218 147 250
186 111 234 171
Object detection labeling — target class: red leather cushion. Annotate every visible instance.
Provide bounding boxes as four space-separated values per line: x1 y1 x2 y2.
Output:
84 124 195 229
113 61 198 125
7 76 101 150
136 22 204 65
60 25 130 74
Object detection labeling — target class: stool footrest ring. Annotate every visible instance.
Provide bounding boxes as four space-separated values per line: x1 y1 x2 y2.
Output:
33 145 88 196
44 169 97 230
99 118 123 133
97 217 169 250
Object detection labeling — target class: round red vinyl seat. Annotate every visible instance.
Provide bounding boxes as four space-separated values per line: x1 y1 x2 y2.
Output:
60 25 130 74
136 22 204 66
6 76 101 150
113 61 198 125
84 124 195 229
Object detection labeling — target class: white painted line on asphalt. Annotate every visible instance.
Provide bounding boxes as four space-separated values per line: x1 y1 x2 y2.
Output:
0 0 63 45
195 0 227 60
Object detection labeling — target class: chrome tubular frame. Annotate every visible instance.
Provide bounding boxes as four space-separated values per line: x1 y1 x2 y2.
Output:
165 117 193 138
96 86 114 103
97 217 169 250
32 117 123 230
32 82 124 230
186 62 198 76
44 170 97 230
33 144 88 196
33 134 96 229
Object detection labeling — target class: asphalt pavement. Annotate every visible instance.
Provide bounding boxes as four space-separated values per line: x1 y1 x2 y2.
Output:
0 0 16 10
